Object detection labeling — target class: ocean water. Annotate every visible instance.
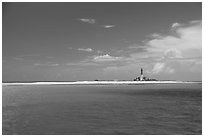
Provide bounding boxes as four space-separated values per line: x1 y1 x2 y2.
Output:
2 83 202 135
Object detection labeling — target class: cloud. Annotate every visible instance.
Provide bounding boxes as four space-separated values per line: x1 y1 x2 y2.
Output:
67 47 73 50
147 33 163 39
78 18 116 29
14 54 40 60
13 57 25 61
34 63 59 67
78 48 93 52
163 48 182 59
100 20 201 80
50 64 59 66
102 25 115 28
66 62 98 67
13 54 54 61
131 20 201 77
146 20 201 59
93 54 121 62
152 62 174 74
97 50 103 54
165 67 175 74
78 18 96 24
152 62 165 74
60 20 201 80
171 22 181 29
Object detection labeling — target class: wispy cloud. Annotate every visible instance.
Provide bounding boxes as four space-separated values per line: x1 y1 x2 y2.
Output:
67 47 73 50
13 57 25 61
13 54 54 61
171 22 181 29
102 25 116 28
77 18 117 29
66 61 98 67
152 62 174 74
34 63 59 67
97 50 103 54
78 48 93 52
93 54 121 62
78 18 96 24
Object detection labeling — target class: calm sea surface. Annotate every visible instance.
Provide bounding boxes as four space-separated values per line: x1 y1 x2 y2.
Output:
2 83 202 135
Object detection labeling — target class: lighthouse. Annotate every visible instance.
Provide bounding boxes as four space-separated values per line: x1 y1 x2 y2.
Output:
140 68 143 81
134 68 156 81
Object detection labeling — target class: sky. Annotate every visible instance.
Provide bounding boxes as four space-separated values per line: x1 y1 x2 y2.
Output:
2 2 202 81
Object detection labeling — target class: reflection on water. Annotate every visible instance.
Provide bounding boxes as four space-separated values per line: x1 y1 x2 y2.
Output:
2 83 202 135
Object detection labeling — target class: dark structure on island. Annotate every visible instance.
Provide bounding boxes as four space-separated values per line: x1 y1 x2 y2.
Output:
134 68 157 81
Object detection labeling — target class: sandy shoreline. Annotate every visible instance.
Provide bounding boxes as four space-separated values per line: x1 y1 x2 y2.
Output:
2 81 201 86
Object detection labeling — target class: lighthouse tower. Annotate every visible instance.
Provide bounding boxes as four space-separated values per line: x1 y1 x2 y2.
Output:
140 68 143 81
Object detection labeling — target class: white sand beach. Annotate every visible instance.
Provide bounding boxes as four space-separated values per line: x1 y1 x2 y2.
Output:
2 81 201 86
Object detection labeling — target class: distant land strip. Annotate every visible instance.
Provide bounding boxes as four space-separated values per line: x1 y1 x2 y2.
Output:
2 81 202 86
